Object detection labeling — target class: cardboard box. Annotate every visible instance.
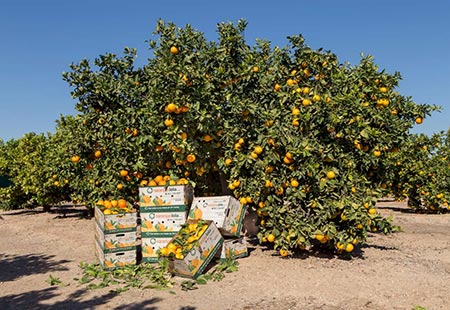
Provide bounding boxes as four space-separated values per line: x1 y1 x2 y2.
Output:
95 222 137 253
188 196 247 237
141 236 174 263
95 239 136 269
140 206 187 238
215 237 248 260
139 185 193 207
95 206 137 234
168 220 224 279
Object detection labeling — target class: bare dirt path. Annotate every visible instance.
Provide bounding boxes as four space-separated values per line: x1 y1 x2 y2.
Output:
1 200 449 310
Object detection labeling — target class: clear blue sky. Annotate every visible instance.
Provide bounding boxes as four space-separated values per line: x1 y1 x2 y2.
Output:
1 0 449 141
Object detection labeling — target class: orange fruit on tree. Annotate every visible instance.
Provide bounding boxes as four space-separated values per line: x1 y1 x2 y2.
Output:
71 155 80 163
94 150 102 159
267 234 275 243
165 103 177 113
254 145 263 155
326 170 336 179
203 134 213 142
279 249 289 257
373 150 381 157
415 117 423 124
302 98 311 106
345 243 354 253
186 154 196 163
164 119 174 127
120 169 128 177
169 46 179 55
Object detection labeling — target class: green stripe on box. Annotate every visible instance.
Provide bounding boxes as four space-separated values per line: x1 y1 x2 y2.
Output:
95 218 137 234
141 256 160 263
139 205 187 213
141 231 177 239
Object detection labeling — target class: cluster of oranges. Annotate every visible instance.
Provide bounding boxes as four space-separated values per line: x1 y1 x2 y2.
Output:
97 198 133 214
139 175 190 187
158 220 209 260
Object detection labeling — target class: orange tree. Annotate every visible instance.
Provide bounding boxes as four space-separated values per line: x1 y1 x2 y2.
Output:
215 30 437 255
0 133 68 210
61 20 438 254
386 129 449 212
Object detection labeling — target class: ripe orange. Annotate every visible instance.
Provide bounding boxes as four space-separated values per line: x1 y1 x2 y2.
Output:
291 179 299 188
252 66 259 73
120 170 128 177
302 98 311 106
117 183 124 190
274 83 281 92
286 78 296 86
165 103 177 113
373 150 381 157
267 234 275 242
312 94 321 102
345 243 354 253
170 46 179 55
368 208 377 215
164 119 174 127
415 117 423 124
254 146 263 155
186 154 196 163
94 150 102 159
379 87 387 93
292 107 300 116
118 199 128 209
203 134 213 142
225 158 232 166
71 155 80 163
279 249 289 257
326 170 336 179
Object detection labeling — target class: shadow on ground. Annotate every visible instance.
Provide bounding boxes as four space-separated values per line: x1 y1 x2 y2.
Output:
0 286 165 310
0 253 70 282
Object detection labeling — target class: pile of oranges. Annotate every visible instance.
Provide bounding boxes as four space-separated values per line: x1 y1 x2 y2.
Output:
139 175 190 187
158 220 209 260
96 198 133 214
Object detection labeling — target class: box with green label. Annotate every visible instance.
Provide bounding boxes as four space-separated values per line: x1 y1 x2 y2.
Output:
141 236 173 263
95 239 136 270
95 221 137 253
215 237 248 260
140 205 187 238
188 196 246 237
168 220 223 279
139 185 193 207
94 206 137 234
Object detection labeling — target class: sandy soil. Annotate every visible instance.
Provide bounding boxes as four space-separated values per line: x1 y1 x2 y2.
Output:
1 200 449 310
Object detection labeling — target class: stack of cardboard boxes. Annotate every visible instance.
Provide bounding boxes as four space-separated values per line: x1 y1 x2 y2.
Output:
93 188 248 278
138 185 193 263
187 196 248 261
94 206 138 269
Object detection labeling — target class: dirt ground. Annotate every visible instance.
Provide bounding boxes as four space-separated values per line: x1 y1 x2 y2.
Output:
1 200 449 310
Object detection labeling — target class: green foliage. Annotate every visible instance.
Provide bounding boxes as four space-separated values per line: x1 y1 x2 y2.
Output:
77 260 173 292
